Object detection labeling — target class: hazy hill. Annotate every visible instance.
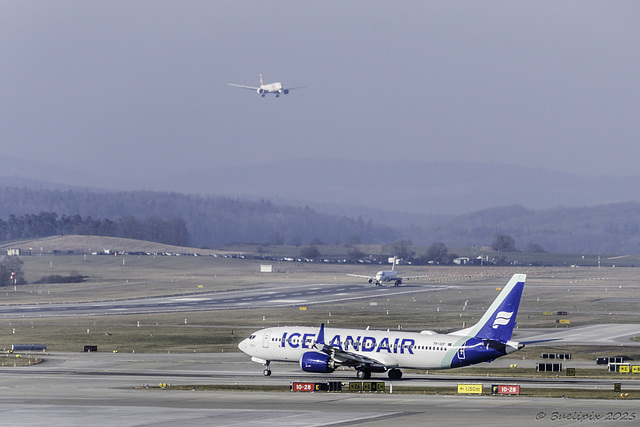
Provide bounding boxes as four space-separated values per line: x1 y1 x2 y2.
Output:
4 155 640 219
1 185 640 254
416 203 640 254
0 187 398 248
163 159 640 217
3 153 640 253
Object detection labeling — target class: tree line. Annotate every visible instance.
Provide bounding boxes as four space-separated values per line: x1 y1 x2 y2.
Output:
0 212 190 247
3 186 639 253
0 187 399 247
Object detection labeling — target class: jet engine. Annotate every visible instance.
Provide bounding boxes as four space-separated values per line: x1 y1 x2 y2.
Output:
257 88 264 95
283 89 289 95
299 351 335 373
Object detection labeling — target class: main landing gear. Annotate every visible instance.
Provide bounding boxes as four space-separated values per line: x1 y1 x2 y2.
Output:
263 361 271 376
356 370 371 380
356 368 403 380
387 368 402 380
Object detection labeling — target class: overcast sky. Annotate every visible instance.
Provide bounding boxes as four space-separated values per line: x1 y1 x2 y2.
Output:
2 1 640 186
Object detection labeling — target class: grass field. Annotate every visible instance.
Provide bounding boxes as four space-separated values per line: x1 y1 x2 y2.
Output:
2 238 640 360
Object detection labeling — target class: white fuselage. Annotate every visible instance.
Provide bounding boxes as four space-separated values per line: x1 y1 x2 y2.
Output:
238 326 487 371
257 82 287 96
261 82 283 93
376 270 397 283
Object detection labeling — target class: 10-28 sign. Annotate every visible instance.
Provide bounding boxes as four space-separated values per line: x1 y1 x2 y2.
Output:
292 382 315 392
492 385 520 395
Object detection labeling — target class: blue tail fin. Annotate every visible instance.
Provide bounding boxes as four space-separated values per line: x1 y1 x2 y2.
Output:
452 274 526 342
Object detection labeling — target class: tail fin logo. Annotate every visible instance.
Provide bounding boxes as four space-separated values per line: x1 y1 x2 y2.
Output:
492 311 513 329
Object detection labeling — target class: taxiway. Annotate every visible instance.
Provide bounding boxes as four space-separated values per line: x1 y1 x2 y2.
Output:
1 352 639 426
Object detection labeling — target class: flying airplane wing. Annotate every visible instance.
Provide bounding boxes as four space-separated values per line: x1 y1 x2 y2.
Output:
227 83 260 90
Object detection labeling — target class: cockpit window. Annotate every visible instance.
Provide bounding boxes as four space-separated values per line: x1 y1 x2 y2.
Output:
249 335 256 340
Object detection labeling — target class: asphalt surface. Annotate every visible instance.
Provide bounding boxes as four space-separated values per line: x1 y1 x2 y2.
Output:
2 279 640 425
1 352 639 426
0 282 449 318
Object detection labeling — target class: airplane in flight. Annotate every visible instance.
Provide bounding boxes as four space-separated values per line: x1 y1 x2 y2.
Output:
238 274 528 379
227 74 304 97
347 257 427 286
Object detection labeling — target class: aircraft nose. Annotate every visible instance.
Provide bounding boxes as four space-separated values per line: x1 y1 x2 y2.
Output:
238 338 248 352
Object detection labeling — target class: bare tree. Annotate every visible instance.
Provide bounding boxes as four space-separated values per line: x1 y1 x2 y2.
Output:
300 245 321 259
392 239 413 259
491 233 517 252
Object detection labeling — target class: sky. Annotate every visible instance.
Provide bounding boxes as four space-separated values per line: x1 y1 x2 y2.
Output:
2 1 640 190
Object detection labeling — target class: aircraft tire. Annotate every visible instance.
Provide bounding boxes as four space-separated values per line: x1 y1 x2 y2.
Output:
263 369 271 376
388 369 402 380
356 370 371 380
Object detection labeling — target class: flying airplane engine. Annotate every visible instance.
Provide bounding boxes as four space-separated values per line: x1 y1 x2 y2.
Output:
283 88 289 94
257 88 264 95
300 351 335 373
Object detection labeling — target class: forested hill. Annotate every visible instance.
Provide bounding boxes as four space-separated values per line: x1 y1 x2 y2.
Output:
0 187 398 247
413 203 640 255
2 187 640 254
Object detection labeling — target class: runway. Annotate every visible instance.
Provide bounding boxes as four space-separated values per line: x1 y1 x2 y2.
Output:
515 323 640 347
2 352 639 426
3 277 640 425
0 282 449 318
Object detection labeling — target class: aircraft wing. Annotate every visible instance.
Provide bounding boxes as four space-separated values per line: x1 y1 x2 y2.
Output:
398 274 429 281
285 86 306 91
314 324 395 370
227 83 260 90
326 344 392 369
346 274 374 280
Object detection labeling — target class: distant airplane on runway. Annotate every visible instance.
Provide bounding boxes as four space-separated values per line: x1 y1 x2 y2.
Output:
227 74 305 97
239 274 531 379
347 257 428 286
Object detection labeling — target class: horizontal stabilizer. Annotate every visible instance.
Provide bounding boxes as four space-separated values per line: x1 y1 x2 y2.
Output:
521 338 562 345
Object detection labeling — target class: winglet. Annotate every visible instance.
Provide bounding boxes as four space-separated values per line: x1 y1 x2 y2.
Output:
317 323 326 345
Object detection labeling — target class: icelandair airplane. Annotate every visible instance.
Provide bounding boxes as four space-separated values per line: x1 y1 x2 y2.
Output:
238 274 526 379
347 257 427 286
227 74 304 97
